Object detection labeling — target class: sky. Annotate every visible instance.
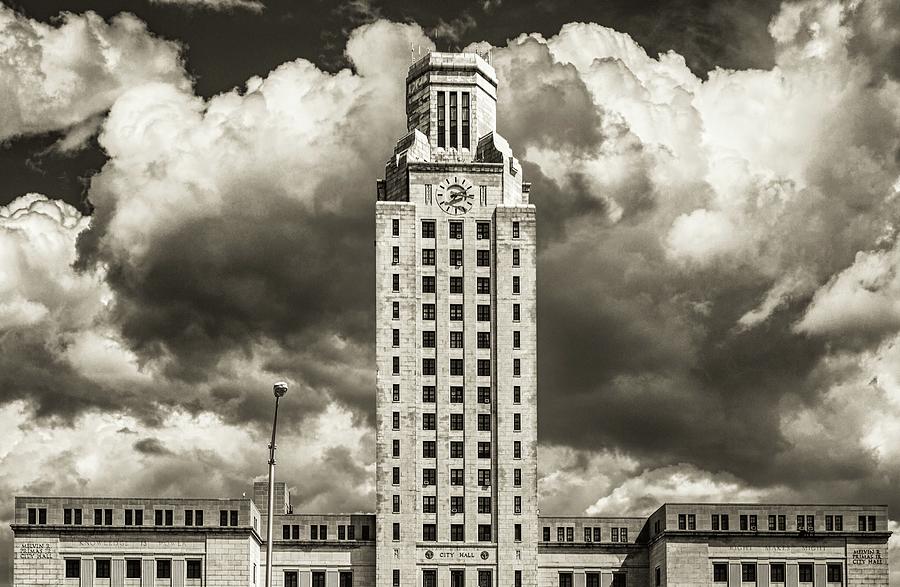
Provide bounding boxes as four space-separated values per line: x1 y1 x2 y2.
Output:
1 0 900 584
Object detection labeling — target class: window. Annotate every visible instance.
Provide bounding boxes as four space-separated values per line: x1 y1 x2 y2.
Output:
721 514 729 530
450 304 464 320
392 522 401 541
450 358 464 376
422 386 436 402
422 220 435 238
392 273 399 292
514 468 521 486
478 469 491 487
450 442 464 459
713 563 728 582
285 571 299 587
513 441 521 459
586 574 600 587
450 413 464 430
392 467 400 485
477 305 491 321
826 514 843 531
513 331 520 349
423 413 436 430
340 572 353 587
478 387 491 403
678 514 687 529
450 331 464 348
449 92 458 148
477 250 490 266
477 413 491 431
611 575 626 587
799 564 813 582
126 559 141 579
283 524 291 539
461 91 470 148
423 441 436 458
543 527 551 541
477 359 491 376
514 496 522 514
423 523 437 541
362 525 370 540
63 508 80 525
478 496 491 513
312 572 326 587
770 563 785 582
310 524 318 539
393 569 401 587
423 496 436 513
422 275 436 293
778 515 786 531
566 527 574 542
452 569 466 587
559 573 573 587
423 468 436 485
423 304 435 320
422 249 436 265
186 560 202 579
513 249 520 266
513 276 520 294
478 524 492 541
392 411 400 429
423 570 437 587
451 496 464 513
156 560 171 579
593 527 601 542
393 356 400 375
741 563 756 582
449 221 463 239
348 525 355 540
319 524 327 540
450 249 463 266
515 571 523 587
392 218 399 237
96 559 111 578
514 386 521 403
448 523 465 541
656 567 661 586
827 564 842 583
450 386 464 403
768 515 776 530
584 527 592 542
513 358 521 376
392 246 400 264
393 302 399 319
450 276 463 293
478 442 491 458
423 358 436 375
688 514 696 530
513 304 520 321
451 469 464 485
712 514 720 530
437 91 445 148
515 523 522 540
392 384 400 402
513 221 520 238
612 528 619 542
393 328 400 347
557 527 565 542
478 570 492 587
65 559 80 578
477 277 490 294
477 222 490 239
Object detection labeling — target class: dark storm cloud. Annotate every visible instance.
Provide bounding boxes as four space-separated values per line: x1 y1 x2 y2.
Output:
133 437 173 455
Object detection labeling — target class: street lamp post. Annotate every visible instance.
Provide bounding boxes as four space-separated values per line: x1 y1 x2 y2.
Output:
265 382 288 587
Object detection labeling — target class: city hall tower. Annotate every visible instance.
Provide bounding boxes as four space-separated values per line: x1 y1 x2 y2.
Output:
375 51 538 587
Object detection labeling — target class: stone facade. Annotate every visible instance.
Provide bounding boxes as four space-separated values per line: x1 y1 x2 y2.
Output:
10 51 892 587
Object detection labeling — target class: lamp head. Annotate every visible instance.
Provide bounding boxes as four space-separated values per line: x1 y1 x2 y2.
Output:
273 382 289 398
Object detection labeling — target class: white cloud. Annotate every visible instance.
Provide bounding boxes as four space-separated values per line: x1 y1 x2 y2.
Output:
0 6 188 144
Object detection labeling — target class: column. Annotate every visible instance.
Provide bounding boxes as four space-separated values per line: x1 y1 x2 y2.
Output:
574 570 585 587
814 563 826 587
728 563 741 587
142 559 155 587
81 559 95 587
172 559 185 587
112 559 125 587
299 570 311 587
326 570 338 587
786 562 799 587
758 563 770 587
600 571 613 587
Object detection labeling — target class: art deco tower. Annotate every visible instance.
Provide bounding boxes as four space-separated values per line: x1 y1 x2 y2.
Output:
375 52 538 587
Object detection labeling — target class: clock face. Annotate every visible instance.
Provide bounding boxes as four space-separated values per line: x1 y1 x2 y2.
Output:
436 177 475 216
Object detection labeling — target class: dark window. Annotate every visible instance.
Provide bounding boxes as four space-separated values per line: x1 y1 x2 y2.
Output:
423 496 436 513
96 559 111 578
477 305 491 321
312 572 326 587
826 515 833 531
515 571 523 587
392 302 399 319
611 575 626 587
392 218 399 237
422 386 436 402
310 525 318 539
713 564 728 582
513 441 521 459
478 524 492 541
450 469 464 485
513 222 520 238
513 304 520 321
476 222 490 239
678 514 686 530
424 569 437 587
514 468 522 486
392 246 399 264
477 250 490 266
827 564 842 583
450 358 464 376
283 525 290 539
423 441 436 458
721 514 729 530
559 573 573 587
514 386 521 403
393 356 400 375
348 525 355 540
835 515 843 530
423 412 436 430
437 92 445 148
156 560 171 579
461 93 470 149
543 527 551 541
186 560 202 579
557 527 565 541
478 413 491 431
423 304 435 320
477 332 490 349
64 508 71 525
158 509 165 526
450 442 464 459
566 527 574 541
477 359 491 376
422 275 435 293
423 468 436 485
449 222 463 239
450 387 464 403
741 564 756 582
513 331 520 348
688 514 696 530
449 92 458 148
340 572 353 587
478 441 491 458
513 249 520 266
451 524 465 541
586 574 600 587
422 330 435 347
778 515 785 531
478 496 491 514
450 331 464 348
477 277 490 294
393 569 401 587
712 514 720 530
612 528 619 542
515 523 522 540
768 515 776 531
450 276 463 293
362 525 370 540
868 515 876 531
285 571 299 587
450 304 463 320
478 570 492 587
422 249 436 265
422 358 436 375
319 524 327 540
422 220 435 238
513 358 521 376
514 496 522 514
478 469 491 487
393 439 400 457
513 276 520 294
392 273 399 292
392 411 400 429
65 559 80 578
478 387 491 403
182 510 190 526
799 564 813 582
392 467 400 484
452 570 466 587
74 509 82 525
770 563 785 582
449 249 463 266
219 510 227 526
392 495 400 513
450 414 464 430
656 567 661 586
392 384 400 402
107 509 114 525
126 559 141 579
422 524 437 541
393 328 400 347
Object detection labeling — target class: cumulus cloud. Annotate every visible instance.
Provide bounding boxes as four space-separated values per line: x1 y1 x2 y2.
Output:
0 5 188 147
